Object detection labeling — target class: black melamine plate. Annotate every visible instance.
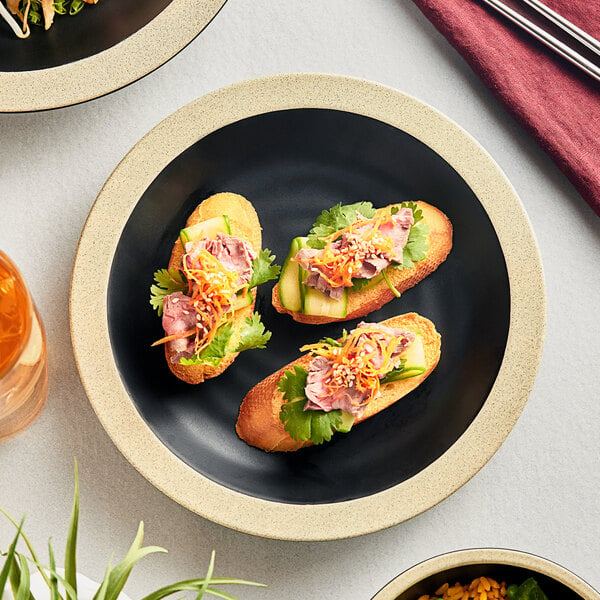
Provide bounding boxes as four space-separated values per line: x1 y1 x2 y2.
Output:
0 0 171 72
0 0 226 112
108 108 510 505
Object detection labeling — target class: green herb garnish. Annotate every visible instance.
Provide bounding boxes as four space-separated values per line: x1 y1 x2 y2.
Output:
393 201 429 270
277 366 344 444
307 201 377 249
235 312 272 352
247 248 281 289
180 312 272 366
179 322 234 367
149 269 187 316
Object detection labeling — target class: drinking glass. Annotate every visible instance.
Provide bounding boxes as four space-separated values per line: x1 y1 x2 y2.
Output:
0 251 48 440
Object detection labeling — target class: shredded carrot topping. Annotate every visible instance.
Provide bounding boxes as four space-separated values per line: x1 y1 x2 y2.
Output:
301 324 411 407
294 214 396 288
152 248 239 354
181 248 239 355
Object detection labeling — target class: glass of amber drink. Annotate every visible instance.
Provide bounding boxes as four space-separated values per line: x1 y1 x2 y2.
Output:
0 251 48 440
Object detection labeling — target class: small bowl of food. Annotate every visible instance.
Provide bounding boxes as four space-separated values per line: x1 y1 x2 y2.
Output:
0 0 227 112
372 549 599 600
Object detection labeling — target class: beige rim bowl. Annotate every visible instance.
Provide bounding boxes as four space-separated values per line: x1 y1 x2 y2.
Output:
371 549 599 599
0 0 226 112
70 73 546 541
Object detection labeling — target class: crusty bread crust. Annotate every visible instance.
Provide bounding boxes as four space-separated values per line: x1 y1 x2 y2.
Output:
164 192 262 384
271 201 452 324
236 313 441 452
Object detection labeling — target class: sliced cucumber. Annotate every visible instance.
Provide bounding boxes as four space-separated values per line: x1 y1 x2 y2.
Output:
336 410 355 433
232 288 254 311
279 235 348 317
278 237 304 312
395 335 427 379
180 215 231 247
302 285 348 318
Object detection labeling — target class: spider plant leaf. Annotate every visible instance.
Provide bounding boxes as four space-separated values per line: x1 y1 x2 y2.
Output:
203 589 240 600
0 519 24 598
15 554 31 600
92 556 113 600
195 551 216 600
47 539 61 600
103 523 166 600
139 578 265 600
64 460 80 599
0 510 50 588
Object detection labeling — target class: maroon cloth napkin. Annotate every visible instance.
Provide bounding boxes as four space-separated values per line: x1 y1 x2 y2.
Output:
412 0 600 217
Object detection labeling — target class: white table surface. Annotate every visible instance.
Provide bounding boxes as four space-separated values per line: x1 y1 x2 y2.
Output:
1 1 600 598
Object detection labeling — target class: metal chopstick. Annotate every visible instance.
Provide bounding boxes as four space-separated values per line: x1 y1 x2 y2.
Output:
479 0 600 83
520 0 600 58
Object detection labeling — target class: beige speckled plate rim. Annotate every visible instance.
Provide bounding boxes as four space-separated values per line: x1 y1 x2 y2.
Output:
0 0 227 113
69 72 546 541
371 548 600 599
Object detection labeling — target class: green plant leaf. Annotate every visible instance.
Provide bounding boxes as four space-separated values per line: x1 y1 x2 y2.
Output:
92 556 113 600
15 554 31 600
64 460 79 600
247 249 281 289
195 551 215 600
103 522 167 600
203 589 239 600
140 577 265 600
234 313 271 352
0 509 50 588
47 540 61 600
307 202 376 249
179 322 234 367
150 269 188 316
0 518 24 599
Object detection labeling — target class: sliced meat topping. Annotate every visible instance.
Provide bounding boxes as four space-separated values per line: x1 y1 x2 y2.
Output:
303 322 416 417
162 292 196 362
185 233 257 287
294 208 415 298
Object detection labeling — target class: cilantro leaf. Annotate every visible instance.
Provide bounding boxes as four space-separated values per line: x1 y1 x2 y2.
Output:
235 312 272 352
279 398 343 445
277 365 344 444
150 269 187 316
307 202 376 249
392 202 429 270
400 201 424 224
351 277 371 292
276 365 308 402
179 322 233 367
247 248 281 289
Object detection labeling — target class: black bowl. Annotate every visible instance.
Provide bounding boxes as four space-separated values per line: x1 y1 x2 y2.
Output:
372 549 598 600
0 0 226 111
107 107 510 505
0 0 171 72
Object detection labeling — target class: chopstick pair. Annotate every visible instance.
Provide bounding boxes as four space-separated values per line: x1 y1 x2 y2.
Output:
479 0 600 83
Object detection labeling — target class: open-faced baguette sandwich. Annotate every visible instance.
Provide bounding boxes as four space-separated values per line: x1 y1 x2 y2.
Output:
236 312 441 452
149 192 280 384
273 201 452 324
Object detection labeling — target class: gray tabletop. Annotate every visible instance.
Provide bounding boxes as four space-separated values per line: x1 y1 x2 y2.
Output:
1 1 600 598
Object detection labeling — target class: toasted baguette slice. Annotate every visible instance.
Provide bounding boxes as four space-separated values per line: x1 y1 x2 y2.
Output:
165 192 262 384
272 201 452 324
236 313 441 452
